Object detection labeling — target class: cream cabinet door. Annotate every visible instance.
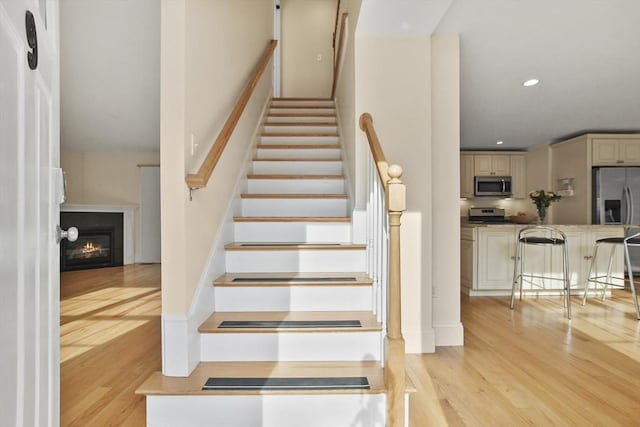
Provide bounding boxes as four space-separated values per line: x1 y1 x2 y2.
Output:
476 228 516 290
473 155 493 176
592 139 621 165
585 227 625 288
492 155 511 176
510 155 526 198
460 238 475 288
473 154 510 176
460 154 475 198
620 140 640 165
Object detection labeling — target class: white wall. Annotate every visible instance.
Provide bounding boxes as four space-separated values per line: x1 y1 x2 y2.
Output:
281 0 334 97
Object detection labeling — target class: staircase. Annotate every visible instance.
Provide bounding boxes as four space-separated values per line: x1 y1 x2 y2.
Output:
138 99 406 426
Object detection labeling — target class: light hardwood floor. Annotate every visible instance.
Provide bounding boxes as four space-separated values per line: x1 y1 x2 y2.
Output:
61 265 640 426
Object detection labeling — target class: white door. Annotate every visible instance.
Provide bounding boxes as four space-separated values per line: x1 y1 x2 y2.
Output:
0 1 61 426
138 165 161 263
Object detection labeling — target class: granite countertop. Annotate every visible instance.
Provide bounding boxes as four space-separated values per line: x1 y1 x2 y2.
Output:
460 221 629 228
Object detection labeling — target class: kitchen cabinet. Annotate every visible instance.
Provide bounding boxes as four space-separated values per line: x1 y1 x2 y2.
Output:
460 151 527 199
474 154 510 176
510 155 526 198
592 138 640 166
476 228 515 290
460 154 475 198
461 225 624 295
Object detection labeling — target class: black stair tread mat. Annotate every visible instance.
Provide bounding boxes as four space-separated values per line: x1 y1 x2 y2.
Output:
218 320 362 328
231 277 358 282
203 377 370 390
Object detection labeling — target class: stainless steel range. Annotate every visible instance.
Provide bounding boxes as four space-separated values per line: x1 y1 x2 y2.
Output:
468 207 506 223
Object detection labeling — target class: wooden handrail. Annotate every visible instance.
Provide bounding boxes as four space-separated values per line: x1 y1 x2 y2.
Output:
186 40 278 190
359 113 406 427
359 113 390 187
330 13 348 99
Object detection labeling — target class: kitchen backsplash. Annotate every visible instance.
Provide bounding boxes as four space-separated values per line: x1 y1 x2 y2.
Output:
460 197 533 217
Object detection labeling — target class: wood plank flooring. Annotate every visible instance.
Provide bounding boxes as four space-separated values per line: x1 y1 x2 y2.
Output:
409 293 640 426
61 265 640 426
61 264 161 427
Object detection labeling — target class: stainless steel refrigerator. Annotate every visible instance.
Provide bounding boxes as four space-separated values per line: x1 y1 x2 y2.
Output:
592 167 640 272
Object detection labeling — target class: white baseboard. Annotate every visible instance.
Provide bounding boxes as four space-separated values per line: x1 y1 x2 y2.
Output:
434 322 464 346
403 328 436 354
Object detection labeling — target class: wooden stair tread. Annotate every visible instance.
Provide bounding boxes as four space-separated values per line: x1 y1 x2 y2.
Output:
214 272 371 287
264 122 337 127
256 143 340 149
240 193 347 199
247 174 344 179
270 105 334 109
233 216 350 222
267 113 336 117
198 311 381 333
273 97 332 101
136 361 387 396
262 132 339 137
224 243 366 251
252 158 342 162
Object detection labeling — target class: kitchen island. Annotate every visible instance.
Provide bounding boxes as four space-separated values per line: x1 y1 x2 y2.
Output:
461 223 625 296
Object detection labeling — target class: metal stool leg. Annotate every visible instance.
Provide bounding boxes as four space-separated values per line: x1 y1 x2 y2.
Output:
602 244 616 302
582 242 599 305
510 239 522 310
563 239 571 319
624 243 640 320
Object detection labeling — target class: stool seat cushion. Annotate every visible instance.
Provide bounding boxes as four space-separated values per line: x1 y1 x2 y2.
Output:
520 237 565 245
596 237 640 245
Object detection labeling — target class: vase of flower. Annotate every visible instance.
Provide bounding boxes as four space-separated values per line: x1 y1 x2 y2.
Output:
529 190 561 225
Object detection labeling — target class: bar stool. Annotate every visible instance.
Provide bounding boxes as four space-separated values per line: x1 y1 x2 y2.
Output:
582 231 640 320
510 225 571 319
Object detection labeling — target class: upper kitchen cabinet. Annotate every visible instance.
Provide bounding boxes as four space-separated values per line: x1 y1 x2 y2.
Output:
592 137 640 166
460 154 475 198
474 154 510 176
461 152 526 199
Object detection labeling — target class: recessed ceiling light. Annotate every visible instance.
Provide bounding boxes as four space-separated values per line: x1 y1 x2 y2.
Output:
496 140 504 145
523 78 540 87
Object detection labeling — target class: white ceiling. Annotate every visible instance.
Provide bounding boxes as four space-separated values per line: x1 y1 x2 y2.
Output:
60 0 160 152
435 0 640 150
59 0 640 153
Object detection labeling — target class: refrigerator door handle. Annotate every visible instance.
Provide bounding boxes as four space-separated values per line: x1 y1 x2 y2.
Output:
627 186 634 225
623 186 631 224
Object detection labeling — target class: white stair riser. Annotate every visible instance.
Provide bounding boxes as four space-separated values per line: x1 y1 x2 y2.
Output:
225 249 366 273
252 160 343 175
269 108 335 115
263 125 338 133
214 286 372 311
200 332 382 362
234 221 351 243
271 100 335 107
256 148 341 160
247 179 344 194
266 116 337 124
147 395 387 427
261 136 339 145
241 198 347 217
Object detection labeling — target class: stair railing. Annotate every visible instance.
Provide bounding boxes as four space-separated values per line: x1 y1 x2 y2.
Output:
359 113 406 427
186 40 277 191
330 13 348 99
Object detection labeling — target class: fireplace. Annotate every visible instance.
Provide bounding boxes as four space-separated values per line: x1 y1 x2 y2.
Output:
60 212 124 271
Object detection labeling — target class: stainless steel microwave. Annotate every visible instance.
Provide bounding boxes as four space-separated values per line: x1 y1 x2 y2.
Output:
474 176 512 197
